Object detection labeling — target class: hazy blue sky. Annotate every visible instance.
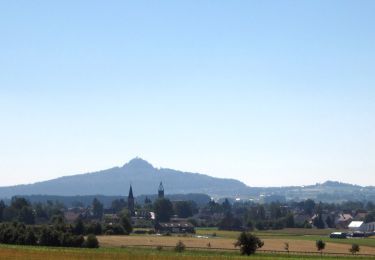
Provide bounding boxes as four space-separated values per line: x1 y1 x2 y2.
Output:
0 1 374 187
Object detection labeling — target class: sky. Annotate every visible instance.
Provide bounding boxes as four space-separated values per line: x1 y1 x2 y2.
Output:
0 1 374 187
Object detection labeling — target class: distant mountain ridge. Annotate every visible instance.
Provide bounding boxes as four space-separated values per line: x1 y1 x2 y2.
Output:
0 158 374 202
0 158 249 198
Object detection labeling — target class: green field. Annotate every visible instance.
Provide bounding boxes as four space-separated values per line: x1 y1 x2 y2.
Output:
1 244 375 260
196 228 375 248
1 228 375 259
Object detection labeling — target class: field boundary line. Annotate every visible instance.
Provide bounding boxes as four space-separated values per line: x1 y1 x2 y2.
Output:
120 244 375 257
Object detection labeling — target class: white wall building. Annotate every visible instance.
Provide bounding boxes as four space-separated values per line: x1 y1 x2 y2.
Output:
348 221 375 232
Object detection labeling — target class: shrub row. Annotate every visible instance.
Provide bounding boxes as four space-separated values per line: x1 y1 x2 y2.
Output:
0 222 99 248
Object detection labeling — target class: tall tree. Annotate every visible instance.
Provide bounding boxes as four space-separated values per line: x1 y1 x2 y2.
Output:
154 198 173 222
0 200 5 221
92 198 104 220
18 206 35 224
174 201 194 218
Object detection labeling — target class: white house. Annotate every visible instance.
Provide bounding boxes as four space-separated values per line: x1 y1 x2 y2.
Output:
348 221 375 232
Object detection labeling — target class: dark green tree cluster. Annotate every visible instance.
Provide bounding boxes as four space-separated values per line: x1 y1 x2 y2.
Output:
243 203 294 231
218 212 242 230
235 232 264 255
173 201 197 218
0 198 35 224
34 200 65 223
0 198 65 225
154 198 174 222
0 222 37 245
72 217 132 236
0 222 98 248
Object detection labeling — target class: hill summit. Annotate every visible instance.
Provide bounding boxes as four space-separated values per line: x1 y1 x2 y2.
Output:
0 158 250 198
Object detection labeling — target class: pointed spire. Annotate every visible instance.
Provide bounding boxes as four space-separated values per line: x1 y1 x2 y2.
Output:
158 181 164 199
128 185 134 199
158 181 164 191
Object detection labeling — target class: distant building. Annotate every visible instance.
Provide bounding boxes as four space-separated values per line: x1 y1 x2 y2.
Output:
365 222 375 232
293 214 311 226
64 211 82 223
354 211 368 221
155 218 195 234
348 221 364 231
348 221 375 232
158 182 164 199
103 213 120 224
63 207 91 223
335 214 353 229
128 185 135 216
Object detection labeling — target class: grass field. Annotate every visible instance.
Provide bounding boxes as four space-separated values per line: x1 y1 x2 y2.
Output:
196 228 375 248
96 228 375 255
1 228 375 259
1 244 375 260
97 235 375 254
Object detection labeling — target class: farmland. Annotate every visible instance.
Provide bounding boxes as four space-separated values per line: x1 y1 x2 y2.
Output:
196 228 375 248
1 228 375 259
1 244 375 260
97 230 375 255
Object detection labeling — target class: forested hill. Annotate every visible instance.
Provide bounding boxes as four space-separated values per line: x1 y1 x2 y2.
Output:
0 158 250 198
0 158 374 202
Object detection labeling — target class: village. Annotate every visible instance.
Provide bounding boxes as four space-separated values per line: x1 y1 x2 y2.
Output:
59 182 375 239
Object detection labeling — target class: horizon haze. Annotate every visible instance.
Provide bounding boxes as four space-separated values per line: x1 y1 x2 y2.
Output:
0 1 374 187
0 157 374 203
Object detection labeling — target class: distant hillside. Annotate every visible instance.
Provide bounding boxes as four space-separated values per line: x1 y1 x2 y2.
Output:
0 158 374 202
249 181 375 203
0 158 250 198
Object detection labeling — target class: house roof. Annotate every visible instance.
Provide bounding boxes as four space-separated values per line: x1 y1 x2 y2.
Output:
337 214 353 222
159 222 194 228
64 211 81 222
355 212 368 219
348 221 364 228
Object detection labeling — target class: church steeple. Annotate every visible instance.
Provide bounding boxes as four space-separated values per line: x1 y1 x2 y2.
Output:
128 185 134 199
128 185 135 215
158 181 164 199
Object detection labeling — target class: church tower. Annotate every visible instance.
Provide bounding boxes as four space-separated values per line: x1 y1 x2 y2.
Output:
158 181 164 199
128 185 135 216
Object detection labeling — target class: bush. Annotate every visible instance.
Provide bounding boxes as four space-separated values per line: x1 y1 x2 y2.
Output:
235 232 264 255
316 240 326 254
349 244 360 255
39 227 60 246
104 224 125 235
156 245 163 251
84 234 99 248
60 233 84 247
86 222 102 235
73 218 85 235
24 228 37 245
174 240 185 253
